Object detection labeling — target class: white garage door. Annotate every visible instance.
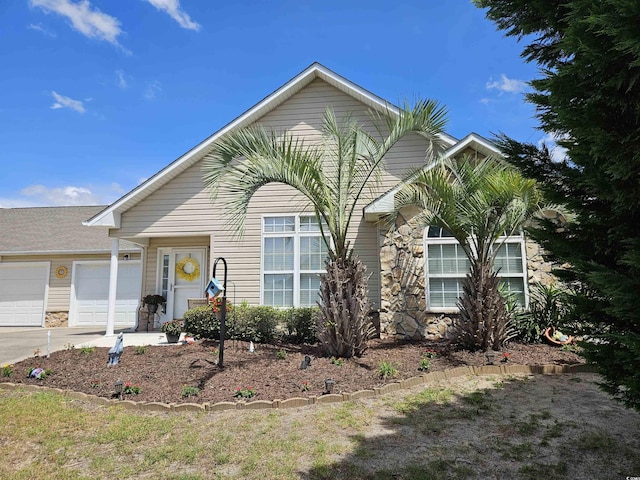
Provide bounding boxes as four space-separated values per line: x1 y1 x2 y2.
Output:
70 261 141 327
0 262 49 327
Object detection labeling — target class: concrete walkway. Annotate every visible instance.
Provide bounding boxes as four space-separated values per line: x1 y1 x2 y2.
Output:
0 327 179 365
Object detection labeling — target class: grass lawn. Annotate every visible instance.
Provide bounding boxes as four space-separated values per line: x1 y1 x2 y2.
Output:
1 373 639 479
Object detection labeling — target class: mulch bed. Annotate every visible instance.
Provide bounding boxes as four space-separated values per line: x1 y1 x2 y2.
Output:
4 338 584 404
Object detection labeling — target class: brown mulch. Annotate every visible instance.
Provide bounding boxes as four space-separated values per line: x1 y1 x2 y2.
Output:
5 338 584 405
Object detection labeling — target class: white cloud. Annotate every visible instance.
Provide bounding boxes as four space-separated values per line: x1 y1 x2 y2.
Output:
28 22 57 37
20 185 99 205
486 74 527 94
51 91 86 113
537 132 569 163
479 98 492 105
144 0 201 31
143 80 162 100
4 183 126 207
29 0 130 54
115 69 127 89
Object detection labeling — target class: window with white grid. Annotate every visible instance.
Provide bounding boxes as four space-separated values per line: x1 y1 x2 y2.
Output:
262 215 329 307
424 226 527 310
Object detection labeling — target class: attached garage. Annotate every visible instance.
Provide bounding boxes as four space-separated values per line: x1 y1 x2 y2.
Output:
0 262 49 327
69 261 142 327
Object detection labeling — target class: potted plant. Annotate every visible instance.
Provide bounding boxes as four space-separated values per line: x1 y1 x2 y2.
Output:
161 319 182 343
142 294 166 314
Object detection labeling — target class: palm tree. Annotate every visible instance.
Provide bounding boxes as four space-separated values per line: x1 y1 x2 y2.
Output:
202 100 448 357
393 156 544 351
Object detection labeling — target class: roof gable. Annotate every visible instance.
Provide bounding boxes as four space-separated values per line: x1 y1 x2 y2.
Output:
364 133 502 220
86 62 458 228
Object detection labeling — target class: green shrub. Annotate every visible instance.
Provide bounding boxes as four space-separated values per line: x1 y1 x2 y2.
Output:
184 303 280 343
508 283 572 344
529 283 570 328
231 304 280 343
183 306 221 339
283 307 318 344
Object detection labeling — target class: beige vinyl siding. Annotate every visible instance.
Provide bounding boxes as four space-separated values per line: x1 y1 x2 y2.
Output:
115 79 437 307
1 253 139 311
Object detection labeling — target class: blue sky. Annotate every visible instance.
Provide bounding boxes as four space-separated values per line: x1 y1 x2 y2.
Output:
0 0 548 208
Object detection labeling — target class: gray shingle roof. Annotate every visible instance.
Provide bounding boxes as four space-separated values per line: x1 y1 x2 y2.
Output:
0 206 140 254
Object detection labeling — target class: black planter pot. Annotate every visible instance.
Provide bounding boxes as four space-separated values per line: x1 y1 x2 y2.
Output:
165 333 180 344
147 304 159 314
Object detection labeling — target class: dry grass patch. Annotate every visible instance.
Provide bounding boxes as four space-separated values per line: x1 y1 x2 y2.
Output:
1 373 640 479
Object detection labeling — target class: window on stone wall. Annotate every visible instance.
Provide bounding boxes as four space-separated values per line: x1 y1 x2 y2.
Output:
424 226 527 310
262 215 329 307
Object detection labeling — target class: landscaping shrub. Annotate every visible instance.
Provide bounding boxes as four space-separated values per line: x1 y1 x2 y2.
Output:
509 283 572 344
283 307 318 344
509 308 540 344
230 304 280 343
183 306 222 339
529 283 570 330
184 303 315 344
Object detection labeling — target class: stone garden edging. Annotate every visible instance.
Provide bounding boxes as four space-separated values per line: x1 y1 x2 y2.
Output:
0 363 596 414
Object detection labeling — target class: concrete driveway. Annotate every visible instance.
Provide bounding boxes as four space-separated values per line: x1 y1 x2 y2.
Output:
0 327 172 365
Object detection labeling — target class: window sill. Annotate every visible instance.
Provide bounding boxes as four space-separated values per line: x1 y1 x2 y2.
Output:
426 308 460 315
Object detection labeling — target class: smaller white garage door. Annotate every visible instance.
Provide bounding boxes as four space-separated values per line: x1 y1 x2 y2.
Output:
69 261 141 327
0 262 49 327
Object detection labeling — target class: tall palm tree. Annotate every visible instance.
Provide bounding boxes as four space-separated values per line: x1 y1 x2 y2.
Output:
393 156 544 351
202 100 448 357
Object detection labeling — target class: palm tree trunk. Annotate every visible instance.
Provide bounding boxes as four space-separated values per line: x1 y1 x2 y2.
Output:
456 261 510 351
317 256 375 357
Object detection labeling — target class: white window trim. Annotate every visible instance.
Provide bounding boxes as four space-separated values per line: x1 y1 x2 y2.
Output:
424 229 529 313
260 213 329 307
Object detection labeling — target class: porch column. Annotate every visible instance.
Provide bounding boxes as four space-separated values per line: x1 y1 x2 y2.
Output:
105 238 119 336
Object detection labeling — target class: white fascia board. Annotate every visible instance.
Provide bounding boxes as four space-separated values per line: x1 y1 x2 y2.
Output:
444 132 502 159
84 210 120 228
364 133 502 219
0 248 139 256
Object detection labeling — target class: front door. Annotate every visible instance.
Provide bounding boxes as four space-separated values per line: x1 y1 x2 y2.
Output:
157 248 206 323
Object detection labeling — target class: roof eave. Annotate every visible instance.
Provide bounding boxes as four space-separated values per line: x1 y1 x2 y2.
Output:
0 247 140 256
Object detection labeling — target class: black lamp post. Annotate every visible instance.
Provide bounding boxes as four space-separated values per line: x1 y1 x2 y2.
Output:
212 257 228 369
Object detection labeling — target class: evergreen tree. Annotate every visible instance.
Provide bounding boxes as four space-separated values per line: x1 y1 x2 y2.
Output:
475 0 640 409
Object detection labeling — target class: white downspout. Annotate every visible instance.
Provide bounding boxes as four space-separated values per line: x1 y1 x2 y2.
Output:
105 238 119 336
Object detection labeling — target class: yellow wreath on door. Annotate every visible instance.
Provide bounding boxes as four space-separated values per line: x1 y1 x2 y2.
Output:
175 257 200 282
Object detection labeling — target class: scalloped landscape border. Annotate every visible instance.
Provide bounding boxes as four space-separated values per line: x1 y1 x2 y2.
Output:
0 363 596 414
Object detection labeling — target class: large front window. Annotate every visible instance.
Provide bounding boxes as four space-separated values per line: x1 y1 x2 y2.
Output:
262 215 329 307
424 226 527 310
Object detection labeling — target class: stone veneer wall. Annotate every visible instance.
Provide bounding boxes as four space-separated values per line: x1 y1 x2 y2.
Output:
45 312 68 328
379 213 559 341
